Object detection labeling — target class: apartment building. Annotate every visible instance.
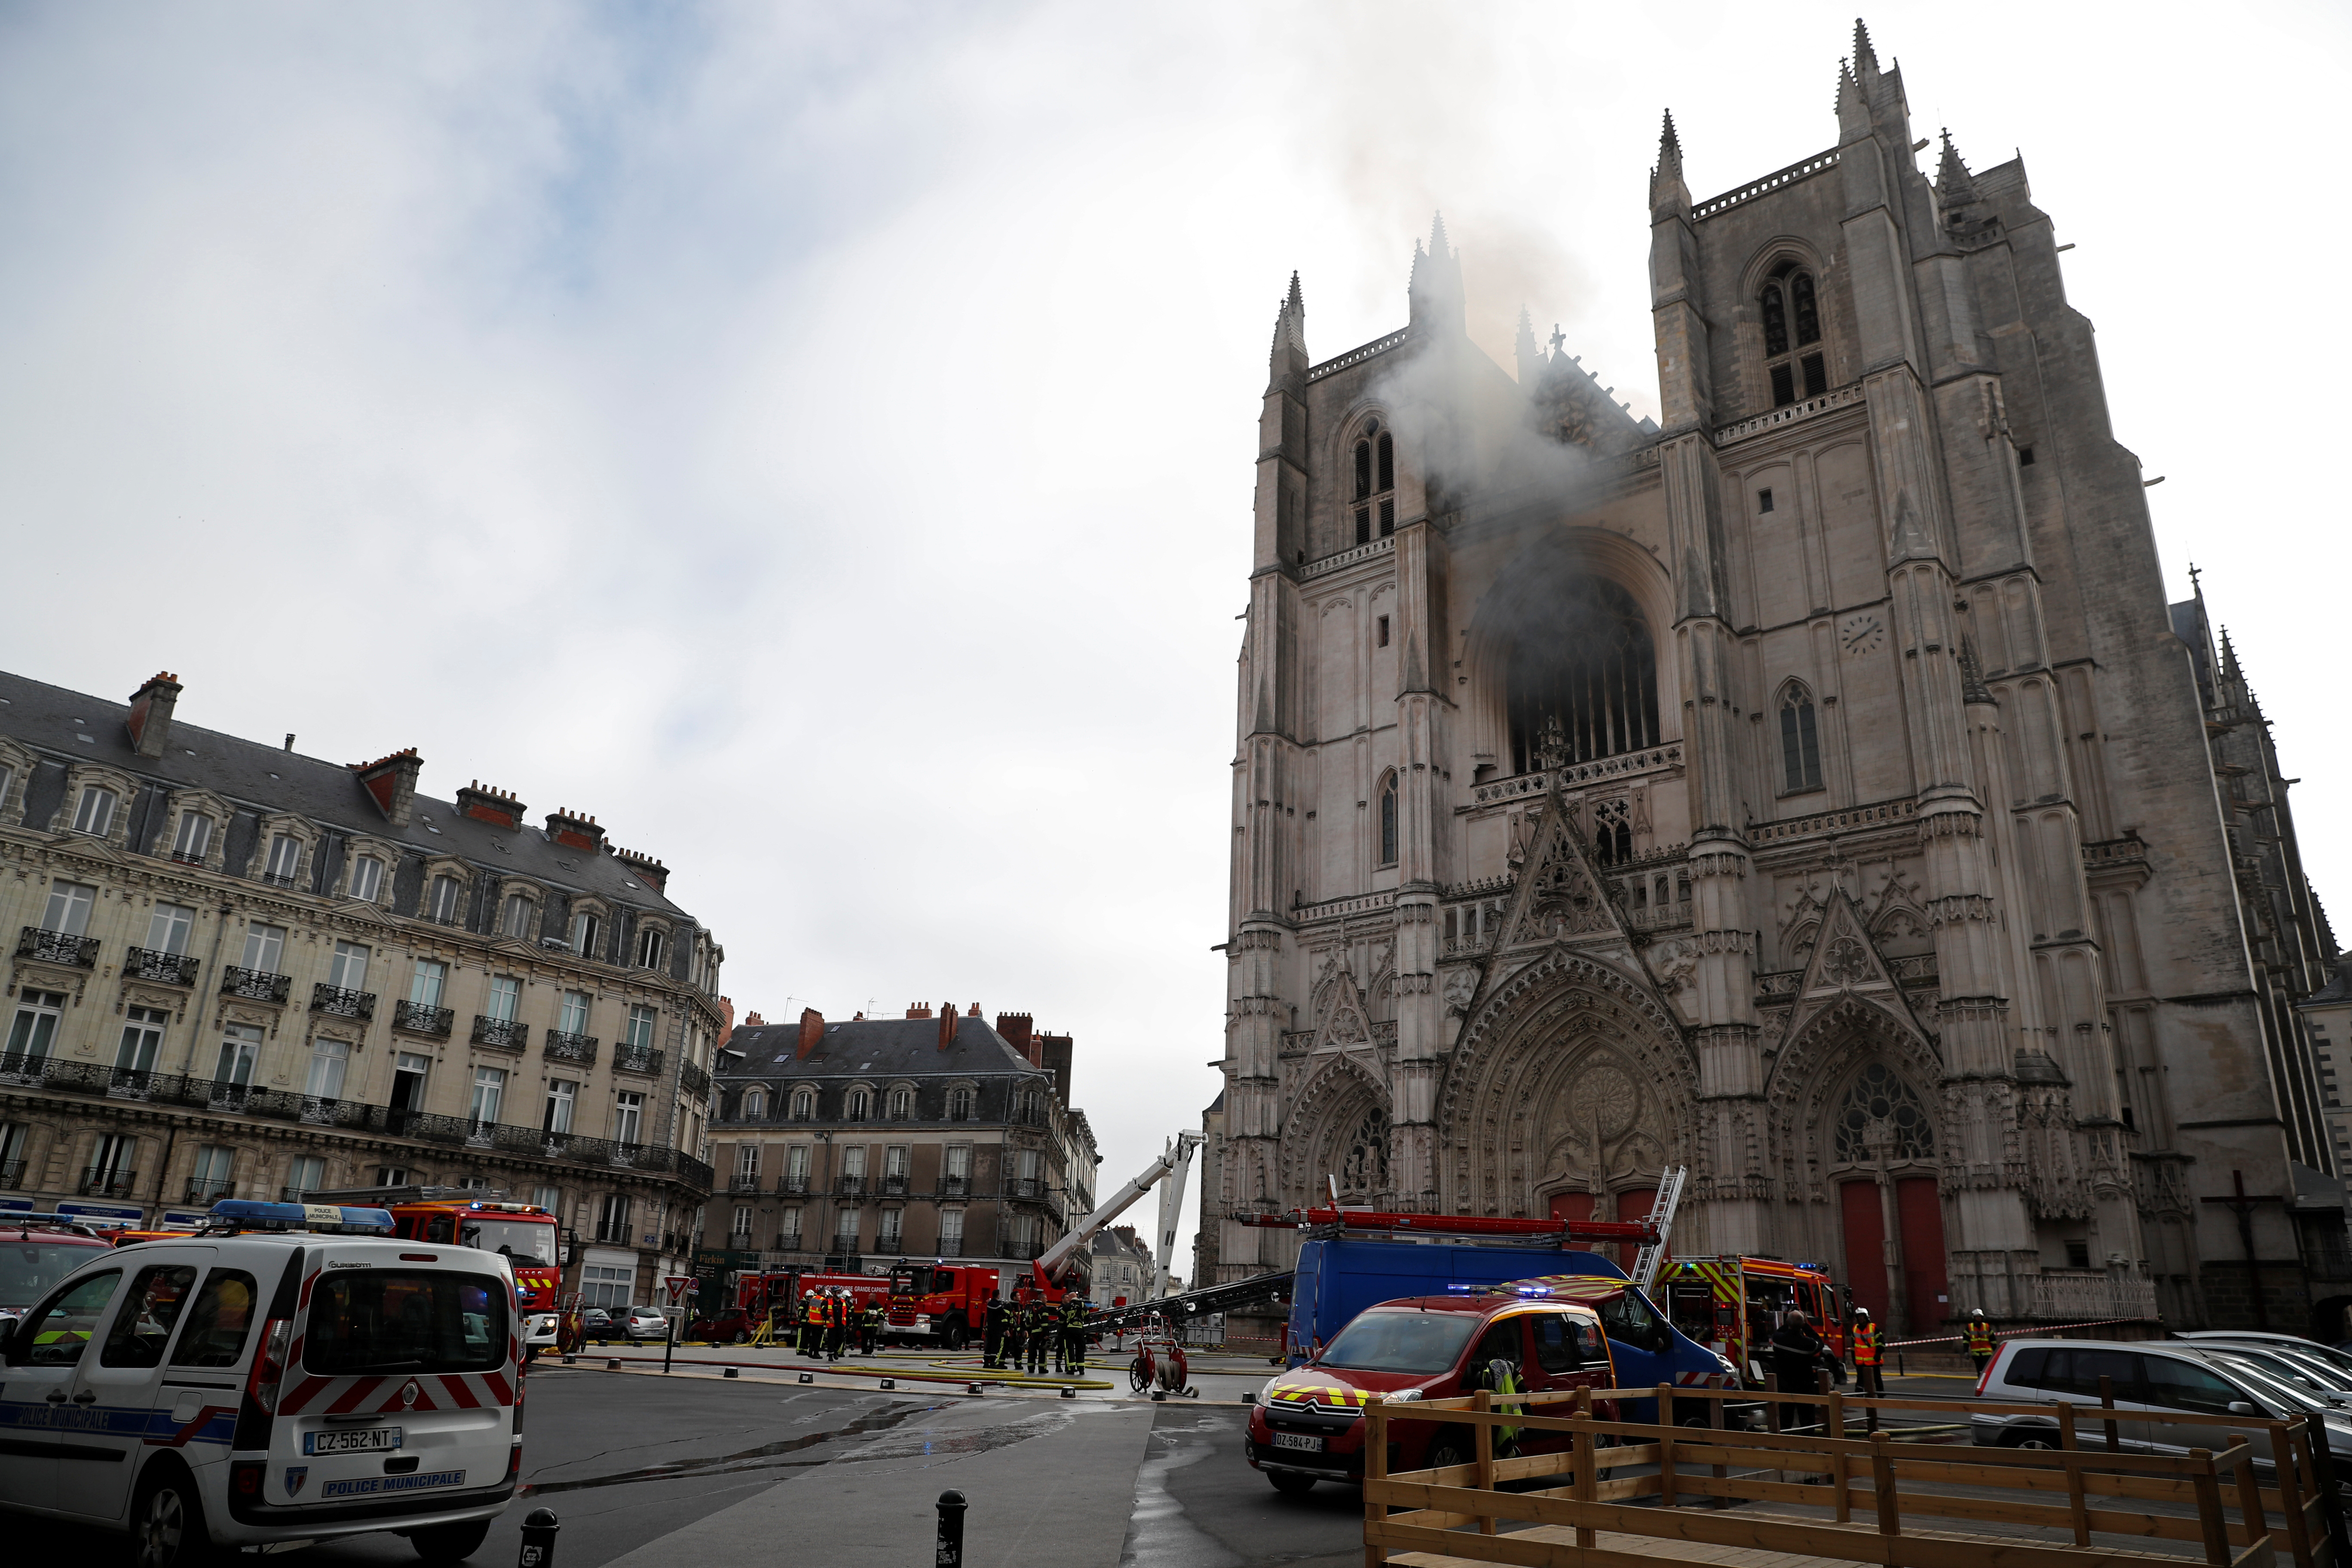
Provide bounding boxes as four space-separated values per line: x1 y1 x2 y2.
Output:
0 668 726 1305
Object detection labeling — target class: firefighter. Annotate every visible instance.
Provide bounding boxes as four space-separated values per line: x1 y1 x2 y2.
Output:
1004 1292 1029 1373
1850 1307 1884 1403
827 1290 849 1361
859 1298 882 1356
1062 1292 1089 1376
1768 1307 1825 1434
799 1290 823 1357
1965 1309 1995 1377
1024 1294 1049 1376
983 1292 1008 1369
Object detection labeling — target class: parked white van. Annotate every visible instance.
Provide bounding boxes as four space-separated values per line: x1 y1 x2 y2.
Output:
0 1200 521 1568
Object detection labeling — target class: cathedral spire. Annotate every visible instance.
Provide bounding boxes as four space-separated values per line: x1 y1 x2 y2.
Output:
1268 270 1309 388
1657 109 1682 177
1650 109 1690 215
1407 211 1465 338
1513 306 1543 387
1834 57 1869 140
1853 16 1879 77
1936 128 1976 202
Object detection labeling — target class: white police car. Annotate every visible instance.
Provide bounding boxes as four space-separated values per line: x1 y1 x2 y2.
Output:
0 1200 522 1568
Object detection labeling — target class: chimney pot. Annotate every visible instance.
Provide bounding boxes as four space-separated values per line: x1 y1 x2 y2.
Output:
457 782 526 830
937 1005 957 1052
350 747 424 828
125 671 184 760
284 733 296 752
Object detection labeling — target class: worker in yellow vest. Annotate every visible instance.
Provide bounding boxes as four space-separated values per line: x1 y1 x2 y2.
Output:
1965 1309 1995 1377
1850 1308 1883 1398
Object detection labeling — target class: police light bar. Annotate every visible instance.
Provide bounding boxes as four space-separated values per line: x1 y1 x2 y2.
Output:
208 1199 395 1234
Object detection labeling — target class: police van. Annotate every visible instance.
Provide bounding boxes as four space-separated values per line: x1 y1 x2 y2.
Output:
0 1200 522 1568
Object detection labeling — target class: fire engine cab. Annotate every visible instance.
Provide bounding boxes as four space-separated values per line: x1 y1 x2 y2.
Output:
303 1187 563 1312
1659 1255 1848 1386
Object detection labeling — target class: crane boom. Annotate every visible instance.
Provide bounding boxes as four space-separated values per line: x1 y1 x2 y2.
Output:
1032 1131 1205 1290
1150 1132 1202 1299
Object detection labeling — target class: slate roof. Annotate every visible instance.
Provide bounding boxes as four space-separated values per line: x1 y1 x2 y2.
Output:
719 1014 1046 1081
0 667 689 919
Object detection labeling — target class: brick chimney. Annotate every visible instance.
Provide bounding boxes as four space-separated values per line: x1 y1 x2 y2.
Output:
995 1012 1038 1065
796 1007 825 1059
125 672 182 759
937 1004 958 1051
608 845 668 894
905 1002 933 1018
350 748 423 827
965 1002 981 1017
545 808 605 852
456 781 524 829
741 1009 763 1027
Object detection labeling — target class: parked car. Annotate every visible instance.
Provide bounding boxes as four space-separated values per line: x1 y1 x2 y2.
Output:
1969 1338 2352 1472
2180 1331 2352 1383
578 1308 617 1342
624 1308 669 1341
1245 1289 1620 1495
688 1307 755 1344
2188 1341 2352 1403
0 1199 520 1568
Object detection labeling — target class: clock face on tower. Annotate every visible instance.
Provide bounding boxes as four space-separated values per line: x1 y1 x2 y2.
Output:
1840 613 1885 656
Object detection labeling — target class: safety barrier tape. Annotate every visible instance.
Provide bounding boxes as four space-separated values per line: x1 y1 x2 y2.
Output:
1886 1316 2158 1349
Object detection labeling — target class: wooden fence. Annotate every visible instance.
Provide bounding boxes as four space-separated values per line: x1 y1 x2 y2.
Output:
1360 1382 2344 1568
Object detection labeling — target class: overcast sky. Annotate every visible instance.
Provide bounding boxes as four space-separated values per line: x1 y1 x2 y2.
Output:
2 2 2344 1273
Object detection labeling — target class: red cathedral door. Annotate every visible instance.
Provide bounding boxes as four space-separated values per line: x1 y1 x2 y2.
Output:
1896 1178 1951 1333
1840 1181 1891 1323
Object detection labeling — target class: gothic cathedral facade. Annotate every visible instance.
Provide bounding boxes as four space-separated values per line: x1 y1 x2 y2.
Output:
1207 24 2343 1334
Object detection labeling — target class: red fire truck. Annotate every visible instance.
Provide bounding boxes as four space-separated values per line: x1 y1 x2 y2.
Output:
882 1262 1002 1348
1660 1255 1848 1385
307 1185 564 1310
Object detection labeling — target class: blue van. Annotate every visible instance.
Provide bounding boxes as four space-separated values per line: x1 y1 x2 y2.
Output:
1283 1234 1733 1422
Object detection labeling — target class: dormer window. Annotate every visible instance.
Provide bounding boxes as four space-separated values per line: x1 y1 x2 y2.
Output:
570 909 603 960
636 927 667 969
263 832 303 886
349 854 383 902
502 892 535 939
1351 419 1396 545
171 810 213 864
791 1088 816 1120
428 873 463 924
1761 261 1826 407
73 785 118 837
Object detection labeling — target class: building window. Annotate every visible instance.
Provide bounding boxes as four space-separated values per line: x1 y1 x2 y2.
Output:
625 1005 658 1051
731 1204 753 1240
636 927 667 970
502 893 535 940
885 1145 909 1180
946 1087 974 1121
531 1184 562 1214
582 1260 631 1306
614 1091 644 1146
263 832 303 885
887 1086 912 1119
410 960 447 1009
390 1053 429 1112
835 1207 861 1247
328 941 370 993
348 854 384 902
842 1145 867 1182
878 1208 903 1246
939 1207 964 1247
1351 419 1396 545
469 1067 507 1127
792 1088 816 1120
1506 576 1660 773
214 1023 262 1087
72 784 118 837
1592 799 1632 866
846 1088 871 1122
1760 260 1827 407
735 1144 761 1182
1376 614 1390 648
171 811 213 863
146 902 195 956
374 1166 413 1187
744 1088 767 1118
91 1132 137 1187
1833 1062 1936 1163
1377 771 1399 867
428 874 464 923
288 1155 328 1198
457 1175 490 1192
785 1144 811 1190
1780 682 1824 793
545 1080 577 1134
42 880 95 937
189 1143 234 1201
778 1207 803 1248
944 1144 971 1183
115 1007 168 1075
559 989 591 1035
1757 488 1774 514
305 1038 348 1100
486 976 521 1023
240 922 286 973
570 910 602 960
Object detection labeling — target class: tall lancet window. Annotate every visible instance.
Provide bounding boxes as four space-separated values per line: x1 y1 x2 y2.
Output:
1779 681 1824 793
1352 420 1396 546
1760 260 1827 407
1506 577 1660 775
1376 770 1399 867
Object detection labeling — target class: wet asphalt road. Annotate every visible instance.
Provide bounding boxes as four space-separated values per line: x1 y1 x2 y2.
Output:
3 1370 1360 1568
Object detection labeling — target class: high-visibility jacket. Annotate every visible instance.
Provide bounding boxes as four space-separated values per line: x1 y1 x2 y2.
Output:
1966 1320 1994 1354
1853 1323 1882 1366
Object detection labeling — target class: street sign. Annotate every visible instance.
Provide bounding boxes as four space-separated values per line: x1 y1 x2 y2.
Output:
662 1274 694 1306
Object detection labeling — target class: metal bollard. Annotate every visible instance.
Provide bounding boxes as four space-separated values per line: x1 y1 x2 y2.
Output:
934 1489 967 1568
518 1507 560 1568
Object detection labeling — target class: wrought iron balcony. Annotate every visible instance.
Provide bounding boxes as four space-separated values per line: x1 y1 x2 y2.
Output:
937 1175 969 1197
393 1001 453 1037
729 1176 764 1195
780 1176 809 1195
184 1177 235 1204
125 947 199 985
311 983 376 1021
221 967 291 1003
18 927 98 968
543 1031 598 1065
837 1175 866 1196
1006 1177 1044 1200
169 851 206 867
613 1044 662 1076
0 1158 23 1189
80 1167 138 1197
936 1237 964 1257
882 1173 908 1195
680 1061 711 1098
872 1236 904 1255
258 870 304 889
471 1016 528 1052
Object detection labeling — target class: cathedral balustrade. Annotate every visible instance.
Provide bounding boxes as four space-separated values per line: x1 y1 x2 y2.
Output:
1467 744 1684 808
1712 381 1866 446
1749 795 1919 845
2020 1269 2159 1324
2082 834 2152 877
1293 889 1396 924
1305 328 1409 383
1300 533 1394 580
1690 144 1841 221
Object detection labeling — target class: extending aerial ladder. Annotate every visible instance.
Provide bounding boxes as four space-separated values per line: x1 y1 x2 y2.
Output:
1029 1131 1205 1298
